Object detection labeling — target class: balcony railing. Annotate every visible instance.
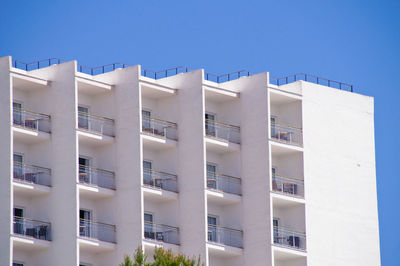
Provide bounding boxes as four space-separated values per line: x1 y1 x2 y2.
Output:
143 168 178 193
273 226 306 251
207 171 241 195
78 112 114 137
142 115 177 140
272 174 304 198
13 216 51 241
79 165 116 190
205 119 240 144
80 219 116 243
270 122 302 146
13 162 51 187
208 224 243 248
144 221 180 245
13 108 51 133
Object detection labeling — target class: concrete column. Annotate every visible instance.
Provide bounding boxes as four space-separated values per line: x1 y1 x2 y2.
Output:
0 56 12 266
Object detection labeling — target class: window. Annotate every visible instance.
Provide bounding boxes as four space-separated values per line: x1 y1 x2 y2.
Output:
205 113 216 136
13 208 24 235
273 218 280 245
78 106 89 129
80 209 92 238
142 110 151 130
79 157 91 184
206 163 217 190
270 116 277 138
13 153 24 180
143 161 153 186
13 262 24 266
144 213 154 239
13 102 23 126
207 215 218 242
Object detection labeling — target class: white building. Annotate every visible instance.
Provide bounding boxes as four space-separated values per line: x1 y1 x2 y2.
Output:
0 56 380 266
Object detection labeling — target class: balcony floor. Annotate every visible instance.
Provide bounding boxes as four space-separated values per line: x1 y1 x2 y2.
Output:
78 237 116 253
205 137 240 154
206 189 241 206
78 183 116 199
142 186 178 202
207 242 243 257
12 234 51 251
273 245 307 259
13 180 51 197
13 126 50 144
77 130 114 146
141 133 177 150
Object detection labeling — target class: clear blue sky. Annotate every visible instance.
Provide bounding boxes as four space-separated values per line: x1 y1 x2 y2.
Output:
1 0 399 264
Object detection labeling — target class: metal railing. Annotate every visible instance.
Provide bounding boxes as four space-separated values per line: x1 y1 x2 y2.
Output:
13 108 51 133
12 58 128 75
13 162 51 187
270 122 302 146
208 224 243 248
273 226 306 251
270 73 354 92
143 168 178 193
207 171 241 195
79 165 115 190
205 70 254 83
141 67 192 79
272 174 304 198
13 216 51 241
79 219 116 243
78 112 114 137
142 115 178 140
144 221 180 245
205 119 240 144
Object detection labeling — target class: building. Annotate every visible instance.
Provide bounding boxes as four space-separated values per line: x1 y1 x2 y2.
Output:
0 56 380 266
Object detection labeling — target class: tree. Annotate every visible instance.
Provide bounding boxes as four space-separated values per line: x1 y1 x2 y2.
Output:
120 246 202 266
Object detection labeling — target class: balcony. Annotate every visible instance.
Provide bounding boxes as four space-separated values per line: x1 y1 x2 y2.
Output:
13 108 51 133
13 216 51 241
207 171 241 195
272 174 304 198
143 168 178 193
205 119 240 144
78 112 114 137
79 219 116 243
273 226 306 251
79 165 115 190
208 225 243 248
270 122 302 146
13 162 51 187
144 221 179 245
142 115 177 140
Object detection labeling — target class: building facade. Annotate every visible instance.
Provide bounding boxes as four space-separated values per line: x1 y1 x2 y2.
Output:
0 56 380 266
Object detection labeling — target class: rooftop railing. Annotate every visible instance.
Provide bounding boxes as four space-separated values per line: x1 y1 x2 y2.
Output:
208 224 243 248
143 168 178 193
142 115 178 140
273 226 306 251
12 58 128 75
270 122 302 146
79 219 116 243
272 174 304 198
270 73 354 92
144 221 180 245
13 108 51 133
13 162 51 187
79 165 116 190
205 70 254 83
141 67 192 79
78 112 114 137
13 216 51 241
205 119 240 144
207 171 241 195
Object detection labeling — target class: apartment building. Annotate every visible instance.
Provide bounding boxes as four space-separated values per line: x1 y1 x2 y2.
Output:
0 56 380 266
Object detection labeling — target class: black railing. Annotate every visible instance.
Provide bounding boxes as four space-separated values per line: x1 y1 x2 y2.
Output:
12 58 128 76
205 70 254 83
141 67 192 79
270 73 354 92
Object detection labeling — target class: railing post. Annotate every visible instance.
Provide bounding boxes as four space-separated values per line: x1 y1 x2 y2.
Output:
305 74 307 81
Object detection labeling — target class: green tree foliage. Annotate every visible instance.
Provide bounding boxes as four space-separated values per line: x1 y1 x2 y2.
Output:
119 246 202 266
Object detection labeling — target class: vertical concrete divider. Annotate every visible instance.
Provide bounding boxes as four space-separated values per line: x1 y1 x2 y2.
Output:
0 56 12 266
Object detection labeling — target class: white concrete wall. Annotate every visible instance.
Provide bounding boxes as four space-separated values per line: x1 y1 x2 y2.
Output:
301 81 380 266
0 56 12 266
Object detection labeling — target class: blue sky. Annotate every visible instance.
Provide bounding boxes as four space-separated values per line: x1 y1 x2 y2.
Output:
1 0 399 264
